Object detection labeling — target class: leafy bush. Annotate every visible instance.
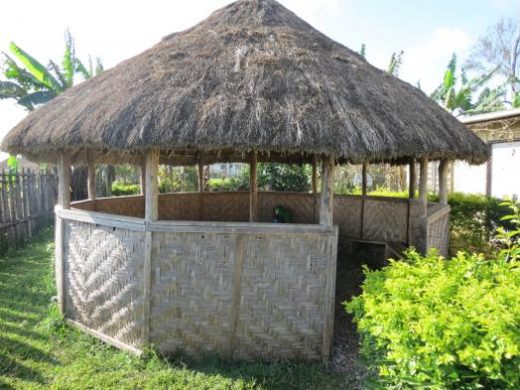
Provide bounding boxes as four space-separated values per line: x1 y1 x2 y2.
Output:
111 181 140 196
206 176 249 192
158 166 198 193
346 202 520 389
439 192 511 255
257 163 311 192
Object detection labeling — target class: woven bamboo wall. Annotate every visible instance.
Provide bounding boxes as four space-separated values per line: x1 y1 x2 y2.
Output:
63 219 146 349
426 205 450 256
362 198 409 242
150 228 337 360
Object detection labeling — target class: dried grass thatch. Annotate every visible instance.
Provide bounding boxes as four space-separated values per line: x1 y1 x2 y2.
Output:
1 0 488 165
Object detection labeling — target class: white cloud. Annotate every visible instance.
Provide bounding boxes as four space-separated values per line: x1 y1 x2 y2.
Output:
399 27 474 93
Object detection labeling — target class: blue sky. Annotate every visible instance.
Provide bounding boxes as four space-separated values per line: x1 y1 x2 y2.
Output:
0 0 518 157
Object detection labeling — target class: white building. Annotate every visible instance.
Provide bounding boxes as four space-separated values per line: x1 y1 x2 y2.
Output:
453 109 520 200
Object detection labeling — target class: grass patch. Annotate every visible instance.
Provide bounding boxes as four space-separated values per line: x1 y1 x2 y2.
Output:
0 228 346 389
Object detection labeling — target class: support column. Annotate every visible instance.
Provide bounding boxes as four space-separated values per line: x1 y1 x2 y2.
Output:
419 156 429 217
144 150 159 222
486 145 492 197
56 152 71 316
140 156 146 196
409 158 416 199
143 149 159 348
87 150 96 200
319 157 334 225
198 161 205 192
249 152 258 222
312 155 318 223
360 162 368 239
438 159 449 206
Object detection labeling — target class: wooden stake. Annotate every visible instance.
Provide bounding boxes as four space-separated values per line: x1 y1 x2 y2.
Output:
319 157 334 225
87 150 96 200
145 150 159 222
438 159 449 206
419 156 428 217
249 152 258 222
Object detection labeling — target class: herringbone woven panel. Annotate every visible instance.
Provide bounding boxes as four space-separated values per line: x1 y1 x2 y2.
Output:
258 193 315 223
159 193 201 220
63 220 145 348
235 234 331 360
363 199 408 242
201 192 250 221
427 211 449 256
150 232 236 355
333 195 362 238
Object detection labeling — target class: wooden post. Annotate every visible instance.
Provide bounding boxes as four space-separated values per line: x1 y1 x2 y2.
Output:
144 150 159 222
87 151 96 200
438 159 449 206
419 156 428 217
312 156 318 194
249 152 258 222
56 152 71 316
143 149 159 347
409 159 416 199
312 155 319 223
360 162 368 239
198 161 204 193
485 144 492 197
140 157 146 196
58 154 71 209
319 157 334 225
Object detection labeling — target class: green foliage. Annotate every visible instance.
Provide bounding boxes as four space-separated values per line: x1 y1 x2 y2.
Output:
158 166 198 193
1 30 103 110
258 163 311 192
387 51 404 77
0 229 345 389
207 176 249 192
346 201 520 389
437 192 512 255
111 181 140 196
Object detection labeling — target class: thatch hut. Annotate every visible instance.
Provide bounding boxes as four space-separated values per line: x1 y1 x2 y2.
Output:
2 0 488 362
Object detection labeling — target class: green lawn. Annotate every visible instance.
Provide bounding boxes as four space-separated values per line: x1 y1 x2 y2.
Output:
0 228 347 389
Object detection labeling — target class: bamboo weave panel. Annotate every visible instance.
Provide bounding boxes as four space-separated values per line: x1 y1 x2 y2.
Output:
258 193 315 223
234 234 331 360
427 212 449 256
333 195 362 238
150 232 236 355
63 220 145 348
363 199 408 242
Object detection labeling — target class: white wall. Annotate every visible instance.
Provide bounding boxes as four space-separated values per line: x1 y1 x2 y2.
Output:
453 161 487 195
491 142 520 200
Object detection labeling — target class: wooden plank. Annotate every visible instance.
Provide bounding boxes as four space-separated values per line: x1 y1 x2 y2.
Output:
22 169 31 237
438 159 449 206
249 152 258 222
145 150 159 222
58 208 145 230
319 157 334 225
87 150 96 200
198 161 204 192
14 170 24 242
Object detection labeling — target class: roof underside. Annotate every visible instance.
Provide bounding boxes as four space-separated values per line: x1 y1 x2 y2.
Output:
1 0 489 165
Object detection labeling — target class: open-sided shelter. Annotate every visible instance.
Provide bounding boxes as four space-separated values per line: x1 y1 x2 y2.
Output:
1 0 488 362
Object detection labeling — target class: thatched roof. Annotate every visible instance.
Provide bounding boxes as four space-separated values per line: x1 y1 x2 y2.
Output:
1 0 488 165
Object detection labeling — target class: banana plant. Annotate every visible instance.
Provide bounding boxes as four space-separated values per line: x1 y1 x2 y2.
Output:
431 53 500 115
0 29 103 111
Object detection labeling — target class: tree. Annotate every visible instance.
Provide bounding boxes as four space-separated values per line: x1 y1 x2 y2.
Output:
0 30 103 110
430 53 501 115
466 18 520 101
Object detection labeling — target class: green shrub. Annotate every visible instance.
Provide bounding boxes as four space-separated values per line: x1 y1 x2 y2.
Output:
111 181 140 196
346 202 520 389
206 176 249 192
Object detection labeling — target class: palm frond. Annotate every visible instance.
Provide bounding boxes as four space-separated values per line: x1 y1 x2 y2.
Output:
62 29 75 87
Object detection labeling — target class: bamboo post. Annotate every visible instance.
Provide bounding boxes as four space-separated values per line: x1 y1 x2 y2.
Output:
486 144 492 197
14 170 24 243
143 149 159 347
438 159 449 206
87 151 96 200
409 159 416 199
140 156 146 196
419 157 428 217
249 152 258 223
319 157 334 225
